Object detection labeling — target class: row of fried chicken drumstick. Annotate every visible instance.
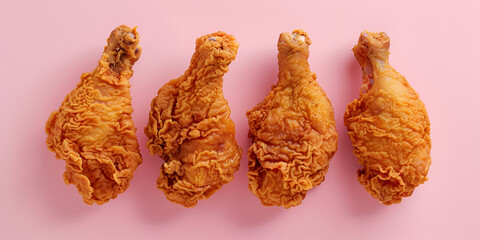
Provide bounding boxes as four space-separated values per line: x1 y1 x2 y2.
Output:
45 25 431 208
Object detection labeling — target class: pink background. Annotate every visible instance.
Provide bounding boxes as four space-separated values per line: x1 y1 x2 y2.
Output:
1 0 479 239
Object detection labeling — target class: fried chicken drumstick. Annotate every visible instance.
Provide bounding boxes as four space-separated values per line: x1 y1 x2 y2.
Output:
145 32 242 207
45 25 143 205
246 30 338 208
344 31 431 204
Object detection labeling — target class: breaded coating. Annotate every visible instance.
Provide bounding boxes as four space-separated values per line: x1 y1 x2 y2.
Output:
145 32 242 207
45 25 143 205
246 30 338 208
344 31 431 205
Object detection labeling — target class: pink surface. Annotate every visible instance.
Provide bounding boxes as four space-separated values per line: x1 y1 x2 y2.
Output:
1 0 479 239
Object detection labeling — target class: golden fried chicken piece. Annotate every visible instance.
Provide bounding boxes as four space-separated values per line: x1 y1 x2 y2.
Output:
246 30 338 208
145 32 242 207
344 31 431 205
45 25 143 205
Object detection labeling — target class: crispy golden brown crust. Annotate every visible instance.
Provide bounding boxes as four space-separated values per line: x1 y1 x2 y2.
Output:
344 31 431 205
246 30 338 208
145 32 242 207
45 25 143 205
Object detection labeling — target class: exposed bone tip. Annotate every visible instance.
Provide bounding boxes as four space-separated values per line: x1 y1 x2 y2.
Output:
208 36 217 41
292 32 306 42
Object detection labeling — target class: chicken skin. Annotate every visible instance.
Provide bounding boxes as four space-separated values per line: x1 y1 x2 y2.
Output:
45 25 143 205
145 32 242 207
344 31 431 205
246 30 338 208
